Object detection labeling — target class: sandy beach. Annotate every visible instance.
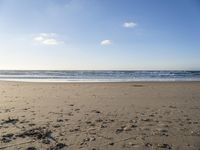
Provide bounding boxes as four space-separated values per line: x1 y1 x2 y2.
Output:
0 81 200 150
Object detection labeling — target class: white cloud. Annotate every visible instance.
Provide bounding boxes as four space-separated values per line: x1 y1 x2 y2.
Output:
123 21 137 28
34 36 44 41
42 39 59 45
100 40 112 46
33 33 63 45
40 33 57 37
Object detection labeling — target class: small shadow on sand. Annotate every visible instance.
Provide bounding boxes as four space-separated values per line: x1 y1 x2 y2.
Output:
132 85 144 87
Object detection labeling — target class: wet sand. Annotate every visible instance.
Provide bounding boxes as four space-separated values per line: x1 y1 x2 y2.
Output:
0 81 200 150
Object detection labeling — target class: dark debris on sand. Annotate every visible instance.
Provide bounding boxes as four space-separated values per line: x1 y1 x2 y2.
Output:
91 110 101 114
1 133 14 143
48 143 67 150
1 126 67 149
27 147 37 150
1 117 19 125
16 127 54 141
157 143 172 149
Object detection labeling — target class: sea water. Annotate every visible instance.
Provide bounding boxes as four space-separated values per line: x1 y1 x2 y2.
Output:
0 70 200 82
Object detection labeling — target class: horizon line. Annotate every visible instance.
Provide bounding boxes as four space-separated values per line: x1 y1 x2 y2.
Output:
0 69 199 71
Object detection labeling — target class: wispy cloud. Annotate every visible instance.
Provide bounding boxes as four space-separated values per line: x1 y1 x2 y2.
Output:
123 21 137 28
33 33 63 45
100 40 112 46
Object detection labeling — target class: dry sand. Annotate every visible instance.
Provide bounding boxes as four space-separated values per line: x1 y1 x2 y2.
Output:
0 81 200 150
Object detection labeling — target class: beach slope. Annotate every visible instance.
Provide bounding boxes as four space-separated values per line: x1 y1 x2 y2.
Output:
0 81 200 149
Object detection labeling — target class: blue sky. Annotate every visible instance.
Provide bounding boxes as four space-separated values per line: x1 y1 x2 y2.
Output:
0 0 199 70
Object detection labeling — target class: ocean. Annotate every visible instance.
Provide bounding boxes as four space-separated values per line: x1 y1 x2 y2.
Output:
0 70 200 82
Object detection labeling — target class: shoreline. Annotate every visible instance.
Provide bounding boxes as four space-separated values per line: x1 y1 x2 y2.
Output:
1 80 200 84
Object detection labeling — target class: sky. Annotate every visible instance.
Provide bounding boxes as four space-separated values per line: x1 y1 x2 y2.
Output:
0 0 200 70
